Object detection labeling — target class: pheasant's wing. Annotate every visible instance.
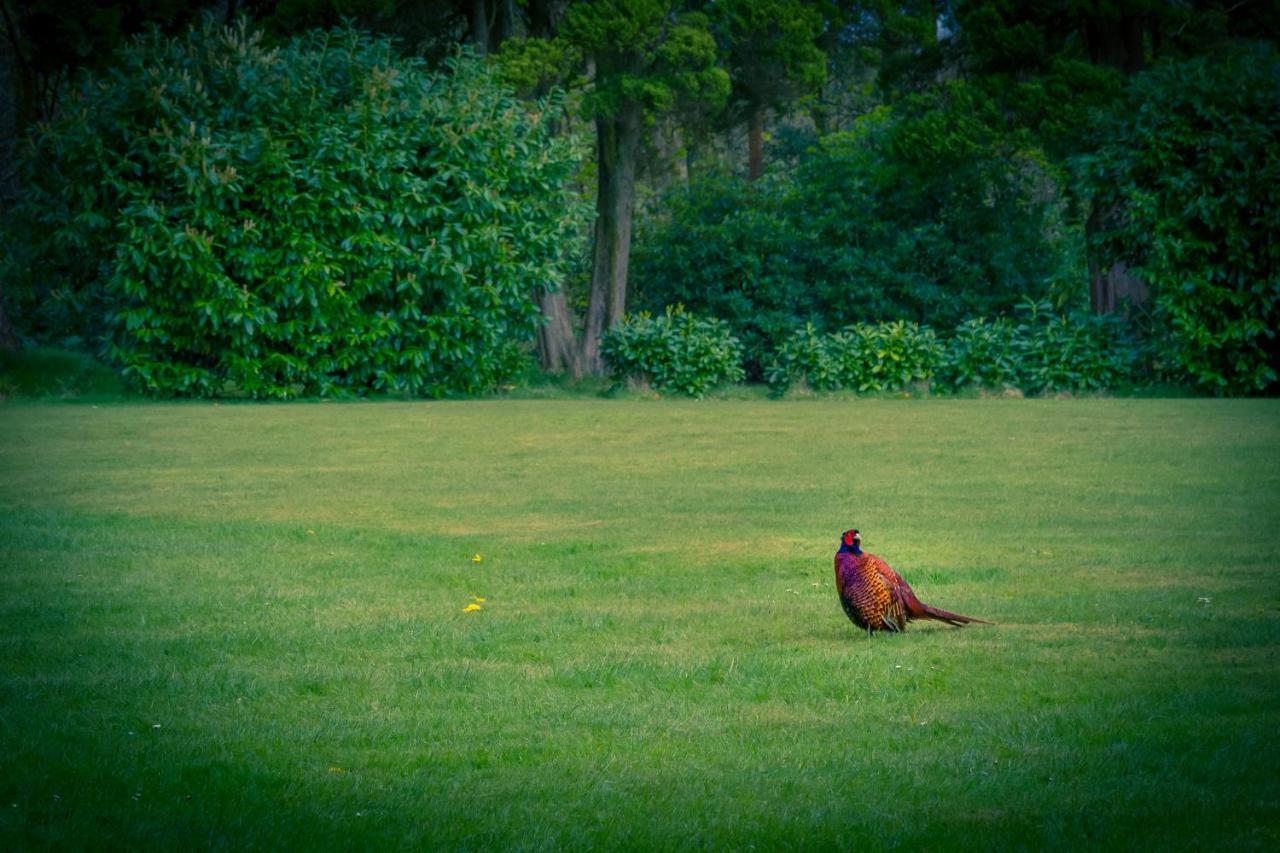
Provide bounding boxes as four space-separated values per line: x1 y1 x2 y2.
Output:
866 554 915 628
836 554 895 630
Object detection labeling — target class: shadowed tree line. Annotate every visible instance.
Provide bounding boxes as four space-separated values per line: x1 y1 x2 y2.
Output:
1 1 1276 394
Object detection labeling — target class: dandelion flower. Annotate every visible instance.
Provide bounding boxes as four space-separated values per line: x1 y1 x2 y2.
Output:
463 603 482 613
472 554 483 563
472 596 486 603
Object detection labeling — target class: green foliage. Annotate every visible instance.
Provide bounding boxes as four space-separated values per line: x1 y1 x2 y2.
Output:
767 320 941 394
633 84 1081 372
631 174 802 375
769 305 1140 396
1010 300 1140 395
493 36 582 99
3 19 585 398
936 317 1020 391
600 306 745 397
711 0 826 110
0 346 128 400
1076 43 1280 394
560 0 728 120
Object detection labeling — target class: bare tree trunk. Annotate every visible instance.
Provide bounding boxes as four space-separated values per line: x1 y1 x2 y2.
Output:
581 106 641 375
1083 13 1150 315
1086 208 1148 315
537 288 581 376
490 0 518 52
747 104 764 181
0 282 17 351
528 0 559 38
1 12 24 349
469 0 489 55
1088 257 1148 315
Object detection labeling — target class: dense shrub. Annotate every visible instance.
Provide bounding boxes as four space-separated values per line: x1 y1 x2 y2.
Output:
936 317 1019 391
632 83 1082 373
767 320 941 394
630 174 804 377
769 306 1140 395
3 19 584 398
601 306 745 397
1011 301 1140 394
1077 42 1280 394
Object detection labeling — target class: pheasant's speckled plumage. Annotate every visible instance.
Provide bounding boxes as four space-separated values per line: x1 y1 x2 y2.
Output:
834 528 989 633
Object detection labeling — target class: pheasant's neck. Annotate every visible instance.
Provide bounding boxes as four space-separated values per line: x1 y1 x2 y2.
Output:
838 543 863 556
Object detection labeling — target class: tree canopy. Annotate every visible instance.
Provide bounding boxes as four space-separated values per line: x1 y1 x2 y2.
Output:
1 0 1276 395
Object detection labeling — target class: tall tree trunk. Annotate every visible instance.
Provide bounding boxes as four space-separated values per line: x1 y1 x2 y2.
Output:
1086 208 1149 315
0 282 17 351
1 14 24 349
581 106 641 375
528 0 559 38
469 0 489 56
747 104 765 181
490 0 518 52
537 288 581 376
1083 12 1149 314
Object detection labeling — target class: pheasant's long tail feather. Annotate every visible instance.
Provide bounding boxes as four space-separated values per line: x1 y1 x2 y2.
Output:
918 602 992 626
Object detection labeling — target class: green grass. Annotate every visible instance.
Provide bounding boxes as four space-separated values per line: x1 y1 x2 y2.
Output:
1 399 1277 850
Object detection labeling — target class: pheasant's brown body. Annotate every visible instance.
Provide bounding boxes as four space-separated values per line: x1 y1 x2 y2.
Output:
835 548 988 632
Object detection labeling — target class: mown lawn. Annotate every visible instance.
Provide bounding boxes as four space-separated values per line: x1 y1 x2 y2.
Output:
1 399 1277 850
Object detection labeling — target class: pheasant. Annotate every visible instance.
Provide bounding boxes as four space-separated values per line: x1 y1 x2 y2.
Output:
834 528 990 633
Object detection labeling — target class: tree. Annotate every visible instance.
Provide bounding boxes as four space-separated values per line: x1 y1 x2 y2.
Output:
1076 42 1280 394
555 0 727 376
0 0 198 351
711 0 825 181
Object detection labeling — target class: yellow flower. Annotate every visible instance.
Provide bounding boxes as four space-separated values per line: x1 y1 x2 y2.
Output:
472 596 486 603
463 603 482 613
472 553 483 563
328 766 344 774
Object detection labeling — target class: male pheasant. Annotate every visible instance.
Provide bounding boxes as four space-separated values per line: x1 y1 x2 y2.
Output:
834 528 990 633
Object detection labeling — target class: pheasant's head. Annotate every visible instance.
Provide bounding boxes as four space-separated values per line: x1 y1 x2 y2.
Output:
839 528 862 555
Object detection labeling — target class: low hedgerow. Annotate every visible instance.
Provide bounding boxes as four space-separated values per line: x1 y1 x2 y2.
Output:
935 317 1020 391
601 306 745 398
1012 300 1140 395
766 320 941 394
769 303 1143 396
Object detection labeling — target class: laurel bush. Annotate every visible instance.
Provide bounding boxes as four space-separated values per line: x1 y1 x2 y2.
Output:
601 306 745 398
769 306 1141 396
4 19 584 397
1076 42 1280 394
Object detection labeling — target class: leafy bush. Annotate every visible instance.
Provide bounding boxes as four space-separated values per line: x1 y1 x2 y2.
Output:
769 306 1140 396
629 174 810 377
764 323 843 392
936 317 1019 391
632 83 1082 373
3 19 584 398
601 306 745 397
0 346 128 400
1011 300 1140 395
767 320 941 394
1076 42 1280 394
